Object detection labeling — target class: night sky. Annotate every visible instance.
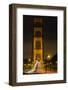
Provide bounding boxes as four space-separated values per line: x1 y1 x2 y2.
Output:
23 15 57 59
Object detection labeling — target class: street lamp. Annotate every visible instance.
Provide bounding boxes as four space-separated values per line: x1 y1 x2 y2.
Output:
28 58 31 62
46 55 51 72
47 55 51 60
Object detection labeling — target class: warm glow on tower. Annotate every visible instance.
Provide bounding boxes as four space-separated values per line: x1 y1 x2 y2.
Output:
33 17 43 63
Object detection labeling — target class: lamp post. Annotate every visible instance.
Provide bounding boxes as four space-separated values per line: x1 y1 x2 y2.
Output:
47 55 51 72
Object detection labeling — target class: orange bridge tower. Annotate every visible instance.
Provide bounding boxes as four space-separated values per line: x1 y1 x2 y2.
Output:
33 17 43 64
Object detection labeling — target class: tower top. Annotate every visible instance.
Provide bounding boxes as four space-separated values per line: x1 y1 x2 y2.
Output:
33 17 43 23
